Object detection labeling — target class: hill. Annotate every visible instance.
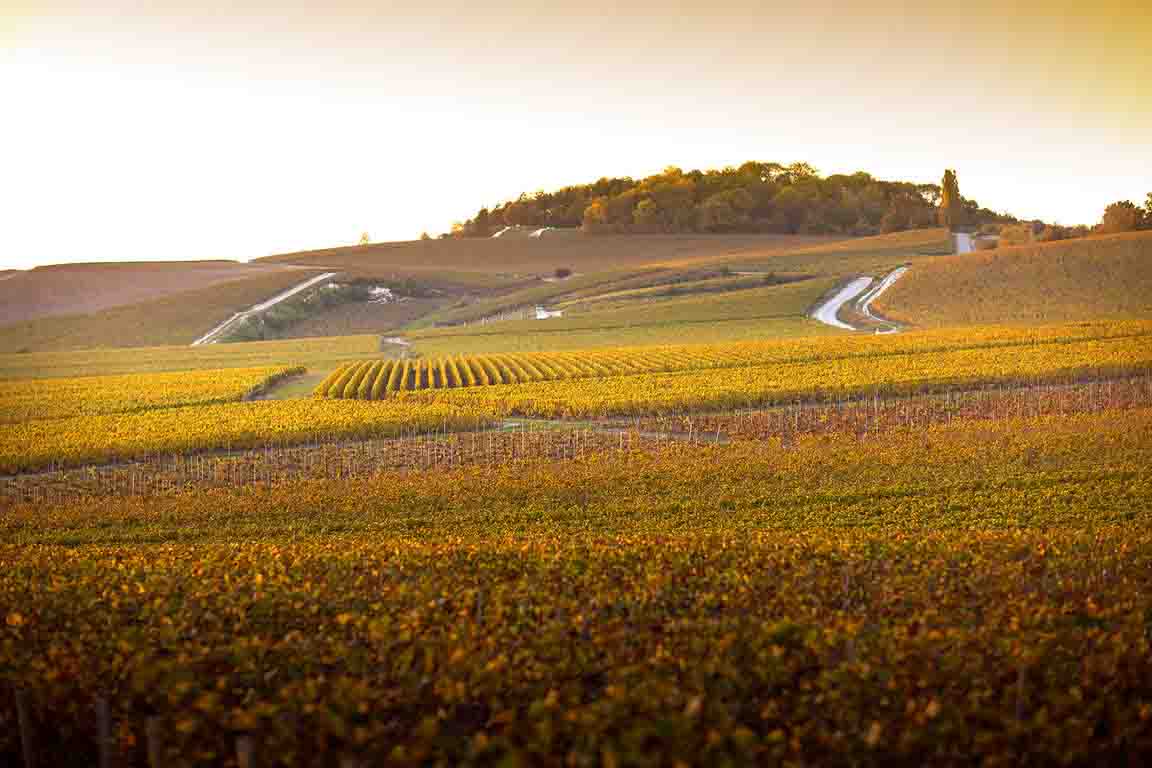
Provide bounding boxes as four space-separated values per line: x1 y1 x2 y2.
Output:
0 269 328 353
450 162 1015 238
0 229 951 355
402 228 950 354
259 232 840 274
876 230 1152 327
0 260 311 326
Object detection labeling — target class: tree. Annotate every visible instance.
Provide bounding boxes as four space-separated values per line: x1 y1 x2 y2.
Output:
581 198 610 234
420 232 432 241
879 206 909 234
1146 192 1152 223
908 206 937 229
938 169 966 231
632 198 664 233
458 160 1013 240
472 208 493 237
359 232 371 245
504 196 540 227
1098 200 1145 234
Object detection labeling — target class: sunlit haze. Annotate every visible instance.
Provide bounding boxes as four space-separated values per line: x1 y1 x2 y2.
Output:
2 0 1149 268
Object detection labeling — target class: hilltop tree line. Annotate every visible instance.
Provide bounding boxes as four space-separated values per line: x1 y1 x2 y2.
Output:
451 162 1014 238
992 192 1152 248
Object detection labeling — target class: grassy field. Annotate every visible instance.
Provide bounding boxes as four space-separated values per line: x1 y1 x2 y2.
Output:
259 232 843 274
0 334 379 379
0 269 329 353
406 277 841 355
0 229 951 357
0 260 310 326
877 230 1152 326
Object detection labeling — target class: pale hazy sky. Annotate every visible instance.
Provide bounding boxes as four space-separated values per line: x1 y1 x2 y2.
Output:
2 1 1149 268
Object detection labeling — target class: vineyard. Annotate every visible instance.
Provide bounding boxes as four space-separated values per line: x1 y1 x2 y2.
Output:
5 375 1150 506
5 293 1152 764
0 399 498 474
0 366 303 424
317 320 1152 399
2 408 1151 764
3 320 1151 475
876 229 1152 327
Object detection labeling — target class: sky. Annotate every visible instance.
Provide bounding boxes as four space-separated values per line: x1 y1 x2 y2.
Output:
1 0 1149 268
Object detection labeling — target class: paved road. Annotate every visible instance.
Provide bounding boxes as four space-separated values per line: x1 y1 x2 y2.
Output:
809 268 908 332
808 277 874 330
858 267 908 327
191 272 338 346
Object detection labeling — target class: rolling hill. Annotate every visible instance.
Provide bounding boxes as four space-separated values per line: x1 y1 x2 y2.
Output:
0 268 328 353
0 235 840 353
258 232 842 274
876 230 1152 327
0 260 312 326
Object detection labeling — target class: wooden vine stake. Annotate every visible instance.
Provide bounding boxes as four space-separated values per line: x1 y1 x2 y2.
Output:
145 717 164 768
96 697 115 768
15 690 36 768
236 734 257 768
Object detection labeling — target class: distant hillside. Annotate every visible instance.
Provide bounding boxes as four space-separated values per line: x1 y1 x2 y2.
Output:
876 230 1152 326
0 269 326 353
259 233 841 275
452 162 1016 238
0 260 309 326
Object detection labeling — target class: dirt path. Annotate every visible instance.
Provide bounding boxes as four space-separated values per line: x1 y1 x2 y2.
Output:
191 272 338 345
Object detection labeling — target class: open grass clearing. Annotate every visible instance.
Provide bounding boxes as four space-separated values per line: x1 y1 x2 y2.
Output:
0 260 314 326
259 232 842 274
0 334 379 380
406 278 839 355
0 269 330 353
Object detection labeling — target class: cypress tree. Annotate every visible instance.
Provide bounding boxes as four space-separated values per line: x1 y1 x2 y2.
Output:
938 169 966 231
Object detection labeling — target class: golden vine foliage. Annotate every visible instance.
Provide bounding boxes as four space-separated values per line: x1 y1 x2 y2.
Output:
0 399 498 473
2 409 1151 763
0 366 302 424
317 320 1152 401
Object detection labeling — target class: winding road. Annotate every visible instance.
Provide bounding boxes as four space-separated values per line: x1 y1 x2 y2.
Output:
808 268 907 332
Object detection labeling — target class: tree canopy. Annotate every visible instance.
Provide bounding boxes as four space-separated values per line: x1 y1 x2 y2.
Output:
938 169 967 231
452 162 1012 238
1098 200 1147 234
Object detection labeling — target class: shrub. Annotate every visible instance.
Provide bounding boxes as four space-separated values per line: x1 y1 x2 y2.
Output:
1099 200 1145 234
998 224 1034 247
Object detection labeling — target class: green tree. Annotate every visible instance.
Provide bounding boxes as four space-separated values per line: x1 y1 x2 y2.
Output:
880 206 909 234
632 198 664 233
1146 192 1152 223
472 208 493 237
504 196 540 227
1098 200 1145 234
581 198 610 234
938 169 966 231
